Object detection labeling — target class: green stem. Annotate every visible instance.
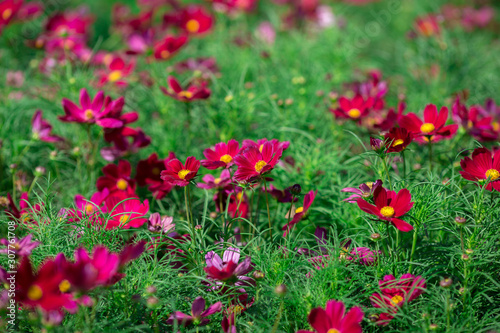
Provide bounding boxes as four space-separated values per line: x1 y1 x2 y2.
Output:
263 179 273 239
270 300 284 333
401 150 406 183
428 141 433 173
408 227 418 274
27 176 39 196
382 156 393 190
184 186 191 228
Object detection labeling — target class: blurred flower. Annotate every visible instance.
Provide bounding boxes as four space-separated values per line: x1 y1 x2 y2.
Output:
452 97 497 141
177 5 213 35
256 21 275 45
414 14 441 37
32 110 64 143
0 234 40 257
97 56 135 88
6 70 24 87
161 76 211 102
166 296 222 326
297 299 364 333
96 160 136 195
330 94 374 122
152 35 188 60
346 247 380 265
198 169 232 190
282 190 317 236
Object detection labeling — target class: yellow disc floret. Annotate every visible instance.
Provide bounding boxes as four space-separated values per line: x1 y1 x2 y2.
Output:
485 169 500 181
27 285 43 301
380 206 395 218
420 123 435 134
295 207 304 214
119 214 130 224
255 160 267 173
327 329 340 333
160 50 170 59
108 70 122 83
59 280 71 293
84 109 94 120
3 8 13 20
392 139 404 146
390 295 404 306
347 108 361 119
220 154 233 164
178 169 191 180
178 91 193 99
186 19 200 33
116 179 128 190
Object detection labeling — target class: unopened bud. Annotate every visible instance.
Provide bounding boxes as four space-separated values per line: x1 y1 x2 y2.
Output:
290 184 302 196
34 166 46 176
275 284 287 296
465 249 473 254
147 296 159 307
146 286 157 294
454 216 466 225
429 324 438 331
462 254 470 261
370 233 381 241
195 225 202 231
440 278 452 288
370 137 385 153
253 270 265 280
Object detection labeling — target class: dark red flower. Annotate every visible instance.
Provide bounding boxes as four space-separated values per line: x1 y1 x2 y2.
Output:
330 94 374 121
282 190 317 236
161 156 201 187
97 56 135 88
160 76 211 102
153 34 188 60
452 97 497 141
136 152 177 199
297 299 364 333
459 147 500 192
202 139 240 169
204 247 254 283
399 104 458 143
96 160 136 195
383 127 413 153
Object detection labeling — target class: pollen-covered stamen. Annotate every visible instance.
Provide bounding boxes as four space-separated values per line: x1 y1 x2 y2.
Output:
380 206 395 218
160 50 170 59
84 204 94 214
59 280 71 293
84 109 94 120
108 70 122 83
186 19 200 33
178 169 191 180
2 8 13 20
327 329 340 333
295 207 304 214
27 285 43 301
255 160 267 173
119 214 130 224
347 108 361 119
390 295 404 306
420 123 435 134
485 169 500 181
178 91 193 99
220 154 233 164
214 178 221 185
365 182 374 189
116 179 128 190
392 139 404 147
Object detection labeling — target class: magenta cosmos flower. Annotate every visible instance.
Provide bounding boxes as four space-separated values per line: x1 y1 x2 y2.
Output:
356 187 414 232
32 110 64 142
167 296 222 326
204 247 254 283
297 300 364 333
96 160 136 195
233 142 283 182
60 89 123 128
370 274 426 326
282 190 317 237
161 156 201 187
242 138 290 153
103 193 149 229
97 56 135 88
161 76 211 102
148 212 174 233
342 180 383 203
197 169 232 190
0 234 40 257
331 94 374 121
202 139 240 169
399 104 458 143
460 147 500 192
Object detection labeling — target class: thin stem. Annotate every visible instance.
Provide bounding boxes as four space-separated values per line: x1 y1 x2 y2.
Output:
460 226 465 253
408 227 418 274
27 176 39 196
401 150 406 182
270 300 284 333
263 179 273 239
184 186 191 228
382 156 393 190
428 141 433 173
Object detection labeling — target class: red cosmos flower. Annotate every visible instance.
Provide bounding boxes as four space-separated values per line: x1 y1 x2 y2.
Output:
161 156 201 187
414 14 441 37
202 139 240 169
342 180 384 203
60 89 123 128
0 0 22 30
370 274 426 326
15 256 76 313
96 160 136 195
5 192 41 223
101 128 151 162
356 187 414 232
242 138 290 153
136 152 176 199
233 142 283 182
204 247 254 283
31 110 63 142
198 169 232 190
399 104 458 143
460 147 500 192
97 56 135 88
331 94 374 121
178 5 213 35
452 97 497 141
166 296 222 327
153 34 188 60
72 189 109 223
103 193 149 229
297 300 364 333
383 127 413 153
282 190 317 236
160 76 211 102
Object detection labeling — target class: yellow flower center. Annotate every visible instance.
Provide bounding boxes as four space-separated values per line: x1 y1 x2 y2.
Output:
392 139 404 147
84 109 94 120
493 122 500 132
380 206 395 218
236 192 244 201
119 214 130 224
103 54 113 65
485 169 500 181
420 123 435 133
420 21 435 36
108 70 122 83
327 329 341 333
2 8 13 20
178 169 191 180
255 160 267 173
347 108 361 119
186 19 200 33
295 207 304 214
27 285 43 301
422 135 434 142
84 204 94 214
116 179 128 190
178 91 193 99
220 154 233 164
366 182 374 189
59 280 71 293
152 167 160 175
390 295 404 306
160 50 170 59
214 178 221 185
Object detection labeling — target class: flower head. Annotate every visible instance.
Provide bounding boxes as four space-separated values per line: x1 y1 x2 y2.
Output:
234 142 283 182
103 193 149 229
331 94 374 121
166 296 222 326
282 190 317 236
161 76 211 102
383 127 413 153
202 139 240 169
0 234 41 257
178 5 213 35
161 156 201 187
96 160 136 195
460 147 500 192
32 110 64 142
297 299 364 333
399 104 458 143
148 212 175 233
198 169 232 190
204 247 254 284
342 180 383 203
153 34 188 60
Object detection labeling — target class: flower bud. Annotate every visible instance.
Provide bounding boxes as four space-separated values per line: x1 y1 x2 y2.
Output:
461 254 469 261
290 184 302 196
35 166 46 177
429 324 438 331
0 197 9 207
370 137 385 154
146 286 157 294
195 225 202 231
368 314 379 322
72 147 81 156
454 216 466 225
253 270 265 280
209 212 218 219
275 284 287 296
147 296 159 308
370 233 381 241
440 278 452 288
465 249 473 254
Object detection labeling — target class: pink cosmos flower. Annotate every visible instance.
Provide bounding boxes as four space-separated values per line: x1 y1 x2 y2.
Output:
103 193 149 229
152 34 188 60
346 247 381 265
282 190 317 236
242 138 290 152
331 94 374 121
204 247 254 283
342 180 383 203
234 142 283 182
161 156 201 187
0 234 40 257
161 76 211 102
297 300 364 333
31 110 64 142
97 56 135 88
166 296 222 326
356 187 414 232
202 139 240 169
148 212 175 233
197 169 232 190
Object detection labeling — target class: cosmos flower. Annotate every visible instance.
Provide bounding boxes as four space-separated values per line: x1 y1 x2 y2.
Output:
166 296 222 326
282 190 317 236
452 97 497 141
264 184 298 203
342 180 383 203
233 142 283 182
161 156 201 187
202 139 240 169
0 234 40 257
383 127 413 153
399 104 458 143
97 56 135 88
152 34 188 60
330 94 374 121
459 147 500 192
414 14 441 37
136 152 177 199
297 300 364 333
356 187 414 232
103 193 149 229
96 160 136 195
101 128 151 162
178 5 214 35
204 247 254 283
242 138 290 153
60 89 123 128
197 169 232 190
370 274 426 326
148 212 175 233
73 188 109 222
160 76 211 102
346 247 380 265
214 189 249 219
32 110 64 142
5 192 42 224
